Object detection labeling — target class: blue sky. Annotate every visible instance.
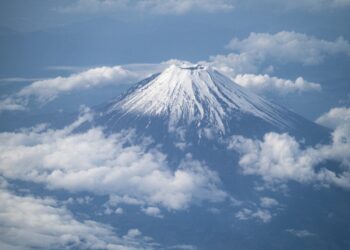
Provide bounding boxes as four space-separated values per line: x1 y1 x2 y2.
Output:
0 0 350 120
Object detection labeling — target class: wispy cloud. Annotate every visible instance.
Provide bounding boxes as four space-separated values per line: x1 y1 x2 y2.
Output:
0 97 27 112
286 229 315 237
234 196 282 223
235 208 273 223
17 66 142 103
260 197 279 208
45 65 87 72
0 64 164 112
58 0 234 15
251 0 350 10
0 77 44 83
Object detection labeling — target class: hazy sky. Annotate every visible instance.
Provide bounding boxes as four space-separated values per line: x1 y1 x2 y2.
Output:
0 0 349 119
1 2 350 249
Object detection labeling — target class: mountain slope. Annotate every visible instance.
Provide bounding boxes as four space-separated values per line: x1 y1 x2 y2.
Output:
74 64 347 250
96 63 328 144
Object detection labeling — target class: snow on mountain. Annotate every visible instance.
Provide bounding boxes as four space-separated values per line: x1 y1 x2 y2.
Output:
105 63 292 134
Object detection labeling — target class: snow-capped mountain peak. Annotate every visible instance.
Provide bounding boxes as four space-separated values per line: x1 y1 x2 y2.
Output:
107 64 291 133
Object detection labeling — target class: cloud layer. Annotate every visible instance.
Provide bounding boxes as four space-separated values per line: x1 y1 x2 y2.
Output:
229 107 350 189
0 110 226 210
0 180 153 250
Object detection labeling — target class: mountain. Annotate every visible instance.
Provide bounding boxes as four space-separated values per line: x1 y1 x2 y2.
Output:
96 63 328 145
85 63 339 250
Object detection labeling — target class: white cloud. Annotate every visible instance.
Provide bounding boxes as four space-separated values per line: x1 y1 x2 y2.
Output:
169 244 198 250
115 207 124 214
234 196 281 223
0 36 332 113
0 63 169 112
0 187 153 250
141 207 163 218
204 31 348 95
0 77 43 83
59 0 234 15
0 97 26 112
229 107 350 189
316 107 350 129
0 111 226 211
233 74 321 94
204 53 322 95
17 66 141 103
226 31 350 65
235 208 272 223
286 229 315 237
207 52 260 76
260 197 279 208
63 196 94 206
123 229 142 239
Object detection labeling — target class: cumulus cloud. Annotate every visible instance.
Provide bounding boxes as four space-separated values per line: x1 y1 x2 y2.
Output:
233 196 281 223
204 31 350 95
226 31 350 65
233 74 321 94
59 0 234 15
203 53 321 95
141 207 163 218
229 107 350 189
0 110 226 210
260 197 279 208
316 107 350 129
0 186 154 250
115 207 124 214
235 208 272 223
207 52 260 76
